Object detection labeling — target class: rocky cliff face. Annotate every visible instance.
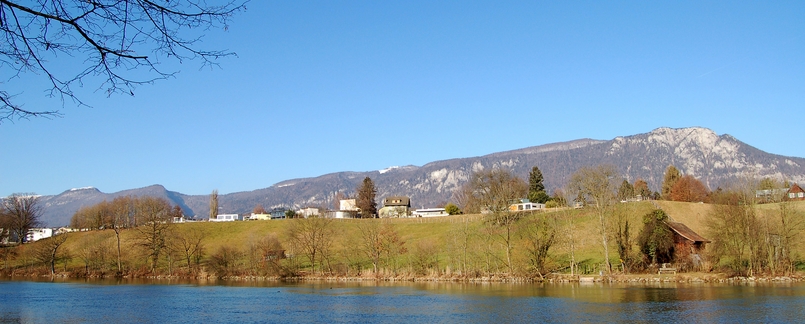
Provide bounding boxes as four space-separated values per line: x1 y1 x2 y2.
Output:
37 127 805 226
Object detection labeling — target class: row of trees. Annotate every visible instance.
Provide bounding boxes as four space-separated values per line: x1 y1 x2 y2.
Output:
70 196 182 230
69 196 184 274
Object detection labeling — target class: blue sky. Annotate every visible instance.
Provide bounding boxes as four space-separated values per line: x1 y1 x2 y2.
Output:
1 1 803 197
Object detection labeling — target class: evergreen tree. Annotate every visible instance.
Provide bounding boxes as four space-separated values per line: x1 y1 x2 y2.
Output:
661 165 681 200
356 177 378 218
617 179 635 201
528 166 550 203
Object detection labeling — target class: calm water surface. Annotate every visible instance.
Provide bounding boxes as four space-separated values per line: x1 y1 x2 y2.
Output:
1 278 804 323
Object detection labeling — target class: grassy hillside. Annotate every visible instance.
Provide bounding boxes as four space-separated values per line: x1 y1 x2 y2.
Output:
5 200 805 278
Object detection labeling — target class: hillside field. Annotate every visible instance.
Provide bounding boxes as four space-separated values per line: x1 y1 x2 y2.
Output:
5 200 805 278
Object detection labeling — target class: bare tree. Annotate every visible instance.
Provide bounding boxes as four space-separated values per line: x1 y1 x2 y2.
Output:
133 196 173 273
558 191 578 276
109 196 136 273
0 0 246 122
465 169 527 215
358 220 383 274
465 169 527 274
247 234 284 276
173 227 206 273
451 183 477 214
775 199 804 275
69 201 108 230
1 245 18 271
287 216 334 274
706 179 765 276
446 218 474 275
207 245 244 278
567 165 619 274
411 239 439 276
380 223 407 276
34 233 69 276
76 234 111 274
358 220 406 276
1 193 42 244
69 195 139 273
519 213 556 279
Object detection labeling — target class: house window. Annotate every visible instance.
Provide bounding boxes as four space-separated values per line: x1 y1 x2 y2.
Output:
799 192 804 198
791 193 796 199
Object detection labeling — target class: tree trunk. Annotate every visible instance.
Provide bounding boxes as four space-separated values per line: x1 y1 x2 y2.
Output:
600 211 612 274
115 228 122 273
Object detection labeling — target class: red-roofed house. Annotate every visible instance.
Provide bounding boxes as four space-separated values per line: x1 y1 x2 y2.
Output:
788 183 805 201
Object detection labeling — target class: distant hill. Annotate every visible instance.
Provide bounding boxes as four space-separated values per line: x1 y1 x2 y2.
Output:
36 127 805 227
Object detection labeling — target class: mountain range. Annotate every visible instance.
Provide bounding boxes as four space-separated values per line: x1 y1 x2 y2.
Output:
36 127 805 227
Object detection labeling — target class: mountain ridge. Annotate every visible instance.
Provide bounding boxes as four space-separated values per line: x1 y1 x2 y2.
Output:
34 127 805 226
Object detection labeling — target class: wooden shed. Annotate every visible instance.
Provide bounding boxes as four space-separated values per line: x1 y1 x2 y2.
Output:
665 221 710 270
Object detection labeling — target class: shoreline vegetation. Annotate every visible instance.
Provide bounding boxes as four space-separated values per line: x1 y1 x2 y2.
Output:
3 199 804 285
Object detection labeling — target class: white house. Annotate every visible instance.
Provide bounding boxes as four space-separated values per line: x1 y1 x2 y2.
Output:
509 202 545 212
248 213 272 221
55 227 77 235
331 199 358 218
26 228 53 242
379 196 411 218
412 208 448 217
332 211 356 219
297 207 322 218
210 214 241 222
340 199 358 211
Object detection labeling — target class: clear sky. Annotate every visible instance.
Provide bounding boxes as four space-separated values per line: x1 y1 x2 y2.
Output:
1 1 803 197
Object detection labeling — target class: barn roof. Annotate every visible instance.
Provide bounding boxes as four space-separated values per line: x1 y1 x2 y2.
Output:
665 221 711 243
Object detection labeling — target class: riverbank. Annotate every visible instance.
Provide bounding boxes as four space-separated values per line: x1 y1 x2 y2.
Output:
4 269 804 285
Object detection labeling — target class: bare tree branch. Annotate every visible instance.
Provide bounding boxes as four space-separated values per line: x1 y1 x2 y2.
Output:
0 0 246 124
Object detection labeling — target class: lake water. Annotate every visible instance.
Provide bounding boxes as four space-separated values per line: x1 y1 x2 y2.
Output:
1 278 804 323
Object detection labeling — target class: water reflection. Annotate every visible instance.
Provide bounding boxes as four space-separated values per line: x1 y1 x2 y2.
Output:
1 278 804 323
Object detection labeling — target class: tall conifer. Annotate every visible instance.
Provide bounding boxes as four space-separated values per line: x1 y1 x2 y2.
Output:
356 177 377 218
